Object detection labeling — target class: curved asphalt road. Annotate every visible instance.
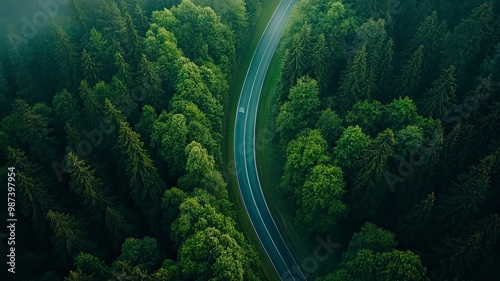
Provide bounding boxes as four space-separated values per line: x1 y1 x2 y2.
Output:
233 0 305 280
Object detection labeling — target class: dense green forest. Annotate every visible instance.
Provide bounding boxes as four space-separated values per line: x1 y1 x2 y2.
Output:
1 0 500 280
274 0 500 280
0 0 263 280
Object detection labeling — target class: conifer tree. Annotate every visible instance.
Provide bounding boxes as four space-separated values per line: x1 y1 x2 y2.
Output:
376 38 394 100
114 51 134 88
2 100 56 162
397 45 424 98
6 147 56 229
397 192 436 242
420 66 458 118
65 152 108 215
407 11 447 80
81 49 100 84
79 80 104 126
124 12 144 64
53 23 79 88
337 46 375 113
354 129 395 193
53 89 82 128
68 0 89 39
47 210 90 257
438 154 495 228
134 4 150 35
84 28 112 80
138 54 164 109
109 99 163 225
105 207 136 250
312 34 330 91
134 105 157 143
279 23 312 98
442 1 494 78
431 233 483 279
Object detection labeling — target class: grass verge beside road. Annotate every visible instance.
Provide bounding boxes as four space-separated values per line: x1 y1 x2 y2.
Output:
222 1 281 280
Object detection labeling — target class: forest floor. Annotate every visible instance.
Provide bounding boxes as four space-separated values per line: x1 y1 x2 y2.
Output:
223 0 282 280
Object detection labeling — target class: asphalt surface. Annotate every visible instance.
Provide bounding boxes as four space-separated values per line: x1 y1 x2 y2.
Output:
233 0 305 280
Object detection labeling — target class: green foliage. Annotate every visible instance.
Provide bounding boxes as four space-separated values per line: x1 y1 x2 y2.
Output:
430 232 484 278
397 45 424 97
78 80 104 126
172 60 223 135
395 125 425 156
52 23 79 88
191 0 247 47
178 141 227 198
83 28 113 81
342 222 397 262
315 108 344 145
114 51 134 87
74 252 110 280
323 223 429 280
1 100 56 162
154 0 235 67
162 187 189 229
0 0 261 280
138 54 164 108
406 11 447 79
296 165 347 232
81 48 100 84
438 154 495 227
442 1 494 77
6 147 55 228
354 129 395 199
345 100 384 136
118 237 159 272
353 0 391 19
274 0 500 279
105 207 136 250
333 126 371 173
282 130 329 194
397 192 435 241
276 76 321 144
337 47 375 113
47 210 90 257
65 152 108 214
280 23 312 95
384 97 420 130
178 227 244 280
312 34 330 90
134 104 157 143
376 250 428 281
420 66 458 118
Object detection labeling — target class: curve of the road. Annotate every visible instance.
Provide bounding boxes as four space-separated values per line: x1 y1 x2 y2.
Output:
233 0 304 280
